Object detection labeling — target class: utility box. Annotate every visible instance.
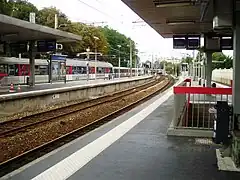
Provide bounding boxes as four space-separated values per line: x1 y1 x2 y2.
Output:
214 101 230 144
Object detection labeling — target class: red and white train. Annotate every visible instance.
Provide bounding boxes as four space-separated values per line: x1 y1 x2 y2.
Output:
0 57 144 85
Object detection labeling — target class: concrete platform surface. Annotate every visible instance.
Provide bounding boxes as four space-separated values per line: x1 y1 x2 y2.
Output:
0 76 150 96
2 81 240 180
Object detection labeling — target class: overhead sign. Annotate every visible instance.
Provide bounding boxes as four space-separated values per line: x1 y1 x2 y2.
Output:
37 40 56 52
51 54 67 61
204 35 221 52
220 36 233 50
9 41 28 53
186 35 200 50
29 12 36 24
173 35 186 49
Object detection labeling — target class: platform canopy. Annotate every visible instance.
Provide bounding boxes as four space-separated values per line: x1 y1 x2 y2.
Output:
122 0 214 38
0 14 82 42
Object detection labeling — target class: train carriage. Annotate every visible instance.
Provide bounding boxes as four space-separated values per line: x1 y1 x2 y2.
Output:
0 57 114 85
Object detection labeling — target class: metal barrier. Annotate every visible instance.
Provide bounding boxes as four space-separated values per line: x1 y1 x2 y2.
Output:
173 80 232 131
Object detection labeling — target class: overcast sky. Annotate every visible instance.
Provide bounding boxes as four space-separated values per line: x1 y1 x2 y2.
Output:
29 0 233 62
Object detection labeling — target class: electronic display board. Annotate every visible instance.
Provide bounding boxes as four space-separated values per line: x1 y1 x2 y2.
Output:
186 35 200 50
220 36 233 50
173 35 186 49
9 42 28 53
37 40 56 52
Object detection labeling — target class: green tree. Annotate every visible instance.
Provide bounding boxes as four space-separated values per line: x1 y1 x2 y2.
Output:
12 0 39 21
165 62 174 75
224 55 233 69
0 0 12 15
38 8 108 55
210 52 233 69
100 26 137 67
38 7 70 28
60 23 108 55
181 56 193 64
212 52 226 69
0 0 39 21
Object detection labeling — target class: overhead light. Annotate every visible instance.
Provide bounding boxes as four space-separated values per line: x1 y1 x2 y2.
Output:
154 1 195 8
167 20 195 25
2 33 18 37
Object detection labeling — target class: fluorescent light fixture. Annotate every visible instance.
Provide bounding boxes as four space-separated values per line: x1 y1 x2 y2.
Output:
3 33 18 37
167 20 195 25
154 1 194 8
156 2 190 8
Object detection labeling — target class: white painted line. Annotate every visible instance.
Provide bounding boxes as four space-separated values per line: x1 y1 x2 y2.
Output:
31 86 174 180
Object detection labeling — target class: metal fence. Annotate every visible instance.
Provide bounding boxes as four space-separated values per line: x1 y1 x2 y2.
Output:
173 80 232 131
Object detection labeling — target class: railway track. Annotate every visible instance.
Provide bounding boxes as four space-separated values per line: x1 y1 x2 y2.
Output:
0 76 174 177
0 77 162 137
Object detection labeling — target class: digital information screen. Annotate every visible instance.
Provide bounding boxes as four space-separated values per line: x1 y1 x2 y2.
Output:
220 36 233 50
186 35 200 50
37 40 56 52
10 42 28 53
173 35 186 49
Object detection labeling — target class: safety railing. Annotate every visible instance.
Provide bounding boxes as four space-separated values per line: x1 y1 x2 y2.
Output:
173 80 232 131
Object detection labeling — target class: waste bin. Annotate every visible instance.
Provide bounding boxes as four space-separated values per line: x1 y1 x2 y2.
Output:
210 101 230 144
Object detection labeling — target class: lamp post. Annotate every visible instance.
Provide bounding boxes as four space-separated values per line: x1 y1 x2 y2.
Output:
94 36 99 80
117 45 121 78
86 47 90 81
129 40 133 77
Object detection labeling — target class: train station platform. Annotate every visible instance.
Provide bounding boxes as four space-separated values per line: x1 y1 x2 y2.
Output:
2 80 239 180
0 76 150 95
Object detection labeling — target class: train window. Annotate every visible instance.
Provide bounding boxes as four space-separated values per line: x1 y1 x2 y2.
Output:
77 67 83 74
90 67 95 73
35 65 40 75
20 64 30 75
105 68 109 73
82 67 87 74
72 66 77 74
39 66 48 75
72 66 86 74
97 67 103 73
105 68 112 73
0 64 8 74
8 64 18 76
66 66 70 74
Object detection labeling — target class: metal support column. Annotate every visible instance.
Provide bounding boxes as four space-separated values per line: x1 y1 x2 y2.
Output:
130 40 132 77
233 7 240 116
48 57 52 84
206 52 212 87
95 45 97 80
118 53 121 78
29 41 36 87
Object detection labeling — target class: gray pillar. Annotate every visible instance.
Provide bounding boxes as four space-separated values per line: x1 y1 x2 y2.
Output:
29 41 35 87
206 52 212 87
130 40 132 77
233 10 240 115
48 58 52 83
